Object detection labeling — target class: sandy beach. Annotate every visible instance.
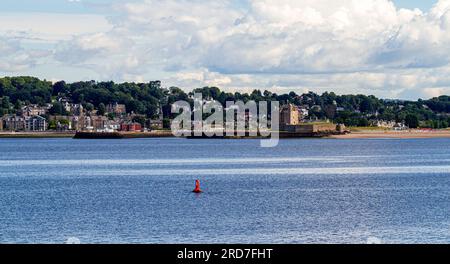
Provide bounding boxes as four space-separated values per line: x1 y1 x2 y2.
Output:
330 129 450 139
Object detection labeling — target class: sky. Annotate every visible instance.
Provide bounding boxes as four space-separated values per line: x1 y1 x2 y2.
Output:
1 0 449 100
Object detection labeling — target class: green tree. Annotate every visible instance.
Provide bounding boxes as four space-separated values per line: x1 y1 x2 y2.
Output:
358 118 369 127
1 96 11 109
60 119 70 126
49 102 66 115
405 114 419 128
132 116 146 126
84 103 94 112
52 81 68 96
48 120 57 130
98 103 106 116
360 97 376 113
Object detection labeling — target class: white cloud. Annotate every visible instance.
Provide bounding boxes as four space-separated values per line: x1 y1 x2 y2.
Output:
0 13 111 41
0 37 48 72
176 69 232 87
0 12 111 74
3 0 450 99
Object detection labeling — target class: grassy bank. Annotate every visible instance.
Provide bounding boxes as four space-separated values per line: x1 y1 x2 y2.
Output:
347 126 390 132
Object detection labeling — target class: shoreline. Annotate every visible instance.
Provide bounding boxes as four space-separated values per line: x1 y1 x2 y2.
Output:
328 129 450 139
0 131 174 139
1 129 450 139
0 132 76 138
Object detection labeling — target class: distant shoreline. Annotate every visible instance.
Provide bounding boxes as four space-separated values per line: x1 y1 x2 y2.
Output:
0 131 173 139
1 129 450 139
328 129 450 139
0 132 76 138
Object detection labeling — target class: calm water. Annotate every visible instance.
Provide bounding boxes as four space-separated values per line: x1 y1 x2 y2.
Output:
1 138 450 244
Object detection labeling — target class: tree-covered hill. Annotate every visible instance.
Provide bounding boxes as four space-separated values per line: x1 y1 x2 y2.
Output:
1 76 450 128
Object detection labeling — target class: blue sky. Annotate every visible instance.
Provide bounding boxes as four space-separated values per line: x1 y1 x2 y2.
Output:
0 0 439 13
0 0 112 14
394 0 436 10
1 0 449 100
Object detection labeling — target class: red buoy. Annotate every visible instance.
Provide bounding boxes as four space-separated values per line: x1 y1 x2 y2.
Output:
193 180 202 193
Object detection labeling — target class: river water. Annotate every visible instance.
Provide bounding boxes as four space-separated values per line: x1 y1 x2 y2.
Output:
1 138 450 244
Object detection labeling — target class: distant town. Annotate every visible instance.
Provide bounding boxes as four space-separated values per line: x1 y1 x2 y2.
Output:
0 101 161 133
0 76 450 134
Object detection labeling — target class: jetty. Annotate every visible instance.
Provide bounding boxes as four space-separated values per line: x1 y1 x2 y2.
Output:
73 123 348 139
73 131 174 139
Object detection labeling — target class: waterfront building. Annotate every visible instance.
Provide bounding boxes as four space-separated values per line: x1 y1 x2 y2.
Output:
2 115 26 131
25 115 47 132
372 120 396 128
394 122 408 131
59 99 72 113
280 104 301 127
70 116 84 131
105 120 121 131
298 107 309 119
149 119 164 130
71 104 84 116
22 105 49 117
149 106 164 130
106 103 127 115
91 115 109 131
83 116 93 131
120 122 142 132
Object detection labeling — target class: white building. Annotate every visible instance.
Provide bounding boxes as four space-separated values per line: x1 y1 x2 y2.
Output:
25 115 47 131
